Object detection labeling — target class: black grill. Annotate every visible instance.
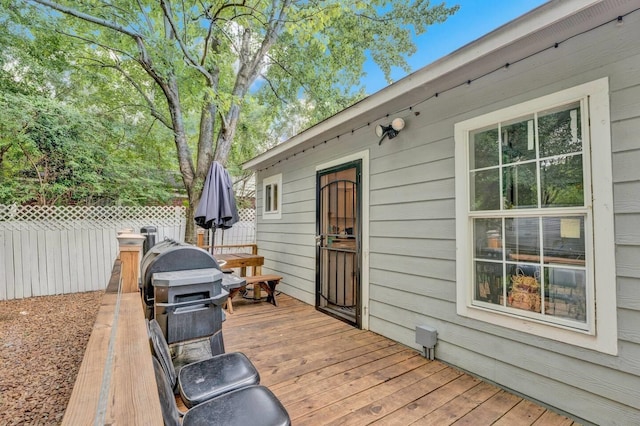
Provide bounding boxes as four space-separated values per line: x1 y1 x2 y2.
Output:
139 238 245 355
152 268 226 347
140 240 221 313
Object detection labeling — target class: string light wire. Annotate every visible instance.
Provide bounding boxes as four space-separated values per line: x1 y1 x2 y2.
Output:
258 8 638 172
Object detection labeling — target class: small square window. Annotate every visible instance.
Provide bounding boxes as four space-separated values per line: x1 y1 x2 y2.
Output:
262 174 282 219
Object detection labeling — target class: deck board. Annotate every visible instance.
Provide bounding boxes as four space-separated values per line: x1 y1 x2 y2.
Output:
493 399 547 426
452 390 523 425
414 381 502 425
322 363 454 426
220 294 579 425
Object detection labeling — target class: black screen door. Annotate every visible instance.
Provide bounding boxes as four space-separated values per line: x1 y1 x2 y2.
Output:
316 161 361 327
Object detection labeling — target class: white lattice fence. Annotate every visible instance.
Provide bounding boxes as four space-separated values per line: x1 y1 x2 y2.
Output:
0 205 186 300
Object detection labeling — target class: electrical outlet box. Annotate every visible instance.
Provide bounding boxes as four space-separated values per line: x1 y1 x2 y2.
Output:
415 325 437 348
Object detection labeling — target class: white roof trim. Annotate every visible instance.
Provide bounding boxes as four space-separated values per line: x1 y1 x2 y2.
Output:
243 0 610 171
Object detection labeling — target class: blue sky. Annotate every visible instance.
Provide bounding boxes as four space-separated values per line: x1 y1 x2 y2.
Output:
362 0 548 94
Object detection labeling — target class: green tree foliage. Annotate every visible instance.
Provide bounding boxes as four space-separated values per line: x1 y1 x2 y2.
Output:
0 4 179 205
470 104 585 212
4 0 458 239
0 92 178 205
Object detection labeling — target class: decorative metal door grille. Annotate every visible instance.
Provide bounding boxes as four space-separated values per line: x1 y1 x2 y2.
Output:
316 162 361 326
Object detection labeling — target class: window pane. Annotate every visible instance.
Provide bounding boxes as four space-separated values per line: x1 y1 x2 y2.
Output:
542 216 585 265
539 102 582 158
541 155 584 208
470 169 500 211
265 184 272 212
544 267 586 322
502 115 536 164
507 263 541 313
273 184 279 212
470 126 499 169
503 162 537 209
475 261 504 305
474 218 502 260
505 217 540 258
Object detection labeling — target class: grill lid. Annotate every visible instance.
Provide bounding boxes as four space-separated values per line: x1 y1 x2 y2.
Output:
152 268 223 288
140 240 220 306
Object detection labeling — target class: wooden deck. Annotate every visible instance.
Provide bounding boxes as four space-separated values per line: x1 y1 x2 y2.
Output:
221 294 579 426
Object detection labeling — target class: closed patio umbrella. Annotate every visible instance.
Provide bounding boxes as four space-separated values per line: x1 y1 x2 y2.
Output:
194 161 239 251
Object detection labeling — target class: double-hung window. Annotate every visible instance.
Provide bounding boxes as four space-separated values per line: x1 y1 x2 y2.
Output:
455 78 617 354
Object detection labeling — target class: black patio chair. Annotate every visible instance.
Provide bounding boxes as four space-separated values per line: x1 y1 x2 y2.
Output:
152 357 291 426
148 319 260 408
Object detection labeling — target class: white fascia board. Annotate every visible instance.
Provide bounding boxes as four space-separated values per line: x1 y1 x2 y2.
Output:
243 0 603 171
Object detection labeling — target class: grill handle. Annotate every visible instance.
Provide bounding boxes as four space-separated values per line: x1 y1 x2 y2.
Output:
155 291 229 313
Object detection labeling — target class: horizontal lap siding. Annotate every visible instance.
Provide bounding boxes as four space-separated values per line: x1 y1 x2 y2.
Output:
255 10 640 424
370 237 455 261
609 24 640 417
367 118 458 342
612 85 640 367
372 15 640 425
257 166 319 304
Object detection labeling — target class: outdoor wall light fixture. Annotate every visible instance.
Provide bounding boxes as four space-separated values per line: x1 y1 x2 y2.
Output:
375 117 405 145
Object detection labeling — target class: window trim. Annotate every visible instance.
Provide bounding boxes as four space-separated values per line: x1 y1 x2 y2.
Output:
455 78 617 355
262 173 282 220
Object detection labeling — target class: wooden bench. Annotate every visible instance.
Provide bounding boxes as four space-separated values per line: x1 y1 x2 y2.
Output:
226 274 282 312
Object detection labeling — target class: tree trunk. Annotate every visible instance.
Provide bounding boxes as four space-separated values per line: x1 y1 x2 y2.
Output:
213 103 241 165
184 196 198 244
185 93 219 243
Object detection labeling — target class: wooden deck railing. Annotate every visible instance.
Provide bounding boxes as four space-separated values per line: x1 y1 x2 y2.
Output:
63 243 162 424
196 229 258 254
63 233 256 424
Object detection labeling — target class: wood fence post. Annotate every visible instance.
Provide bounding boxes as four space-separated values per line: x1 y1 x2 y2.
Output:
197 228 205 248
116 231 145 293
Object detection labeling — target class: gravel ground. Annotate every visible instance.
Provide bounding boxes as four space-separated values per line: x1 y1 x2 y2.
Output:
0 291 103 425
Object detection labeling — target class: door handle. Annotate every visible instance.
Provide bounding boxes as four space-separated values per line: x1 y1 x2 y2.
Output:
315 235 323 246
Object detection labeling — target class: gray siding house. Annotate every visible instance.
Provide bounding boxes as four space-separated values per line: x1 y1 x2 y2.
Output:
244 1 640 423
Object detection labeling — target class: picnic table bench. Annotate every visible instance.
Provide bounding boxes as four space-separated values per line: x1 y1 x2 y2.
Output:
225 274 282 313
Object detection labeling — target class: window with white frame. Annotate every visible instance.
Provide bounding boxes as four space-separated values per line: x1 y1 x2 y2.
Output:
455 78 617 354
262 173 282 219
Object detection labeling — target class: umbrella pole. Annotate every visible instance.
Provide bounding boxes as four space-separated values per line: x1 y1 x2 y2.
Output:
210 228 215 255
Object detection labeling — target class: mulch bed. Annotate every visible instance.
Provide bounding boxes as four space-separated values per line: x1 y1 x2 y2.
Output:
0 291 103 425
